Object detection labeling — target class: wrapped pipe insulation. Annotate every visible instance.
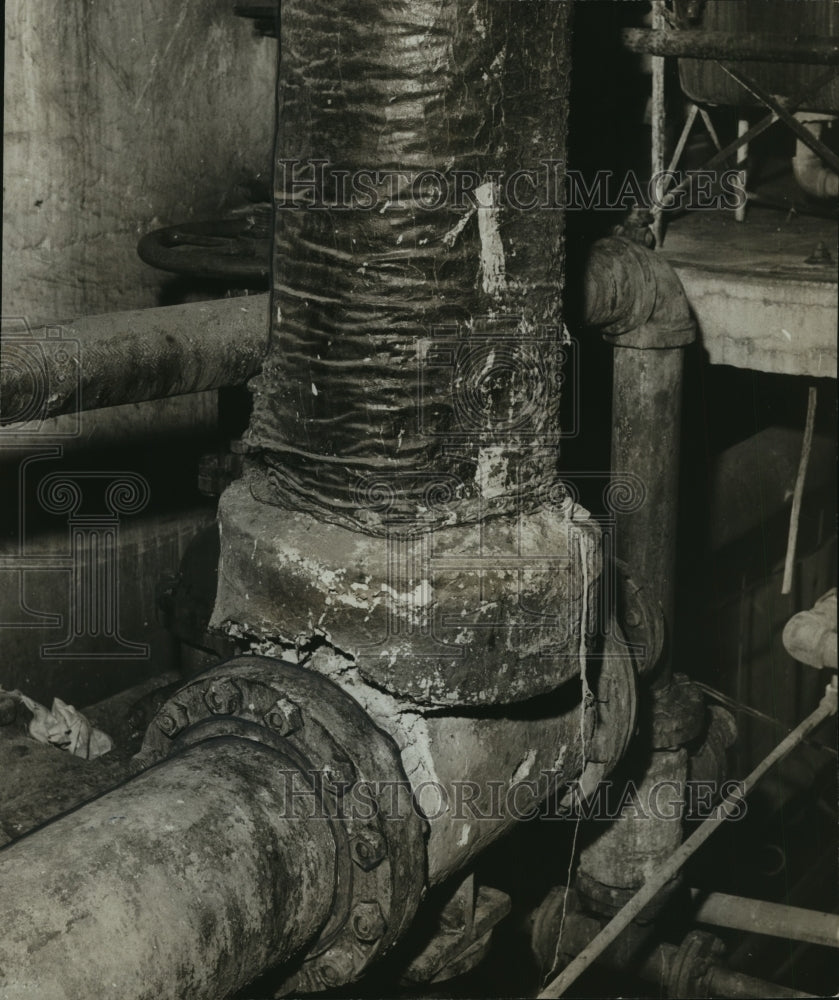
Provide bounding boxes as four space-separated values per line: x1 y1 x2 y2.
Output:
246 0 573 534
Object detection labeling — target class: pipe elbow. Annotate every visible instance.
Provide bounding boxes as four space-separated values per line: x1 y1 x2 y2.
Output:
583 237 695 348
793 141 839 200
791 115 839 201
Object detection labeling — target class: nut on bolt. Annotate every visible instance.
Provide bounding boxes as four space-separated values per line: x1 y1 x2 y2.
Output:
203 678 242 715
350 826 387 871
264 696 303 736
351 900 386 943
318 950 355 989
157 703 189 738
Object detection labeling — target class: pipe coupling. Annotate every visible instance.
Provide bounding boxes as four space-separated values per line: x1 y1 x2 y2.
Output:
583 237 696 348
135 655 427 993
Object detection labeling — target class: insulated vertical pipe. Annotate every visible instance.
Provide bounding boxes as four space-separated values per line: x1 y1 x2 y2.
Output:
0 739 337 1000
245 0 573 535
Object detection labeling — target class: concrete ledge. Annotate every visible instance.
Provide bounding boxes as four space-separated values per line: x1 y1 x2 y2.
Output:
672 264 837 377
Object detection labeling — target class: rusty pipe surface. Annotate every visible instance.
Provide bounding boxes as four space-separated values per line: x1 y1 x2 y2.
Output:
582 237 695 348
583 238 696 686
611 347 684 686
0 737 337 1000
0 294 269 424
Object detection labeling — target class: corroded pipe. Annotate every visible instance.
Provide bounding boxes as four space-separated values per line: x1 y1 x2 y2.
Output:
0 738 337 1000
573 238 699 981
583 237 696 685
0 294 269 424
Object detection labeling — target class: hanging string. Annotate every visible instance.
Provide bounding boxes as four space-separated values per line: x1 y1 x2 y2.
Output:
549 526 596 982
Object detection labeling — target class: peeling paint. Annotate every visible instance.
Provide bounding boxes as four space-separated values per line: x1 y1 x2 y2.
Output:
475 181 507 298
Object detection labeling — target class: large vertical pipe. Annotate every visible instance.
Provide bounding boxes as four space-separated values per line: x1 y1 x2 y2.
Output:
245 0 574 534
213 0 592 713
0 739 337 1000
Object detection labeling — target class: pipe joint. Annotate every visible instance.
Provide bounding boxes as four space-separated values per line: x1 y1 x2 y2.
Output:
649 673 706 750
583 237 696 349
136 656 427 994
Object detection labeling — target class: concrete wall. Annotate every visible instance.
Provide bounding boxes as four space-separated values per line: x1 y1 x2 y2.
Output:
3 0 276 325
2 0 276 706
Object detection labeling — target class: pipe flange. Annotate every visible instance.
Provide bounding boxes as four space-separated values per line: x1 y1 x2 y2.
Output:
135 655 427 993
575 870 681 923
668 929 725 999
650 673 705 749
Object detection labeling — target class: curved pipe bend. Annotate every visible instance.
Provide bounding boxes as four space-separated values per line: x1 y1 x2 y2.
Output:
582 237 696 348
793 141 839 200
792 115 839 201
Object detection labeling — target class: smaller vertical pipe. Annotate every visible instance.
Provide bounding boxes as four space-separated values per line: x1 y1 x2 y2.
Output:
611 347 684 687
578 748 688 889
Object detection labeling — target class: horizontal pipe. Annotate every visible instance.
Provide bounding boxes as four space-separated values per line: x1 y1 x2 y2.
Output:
641 943 817 999
622 28 839 65
0 294 269 424
793 117 839 199
543 908 818 999
0 737 336 1000
794 137 839 198
704 962 817 999
690 890 839 950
